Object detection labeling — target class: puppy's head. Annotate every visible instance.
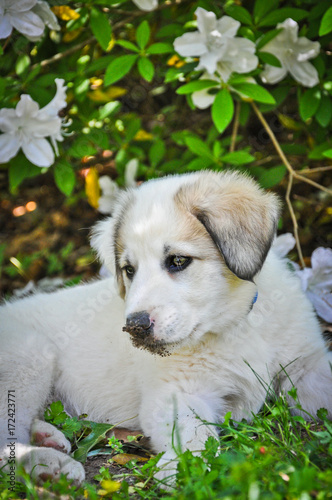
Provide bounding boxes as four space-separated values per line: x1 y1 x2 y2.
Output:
91 170 280 354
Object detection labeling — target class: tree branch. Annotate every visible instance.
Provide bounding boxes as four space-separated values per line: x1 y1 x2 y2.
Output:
285 174 305 268
230 101 241 153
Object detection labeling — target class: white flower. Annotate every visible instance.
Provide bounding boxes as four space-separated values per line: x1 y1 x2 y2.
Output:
260 18 320 88
296 248 332 323
98 159 138 214
132 0 158 11
0 0 59 41
98 175 119 214
272 233 296 258
0 78 67 168
273 235 332 321
274 234 332 321
29 0 60 41
174 7 258 76
124 158 139 188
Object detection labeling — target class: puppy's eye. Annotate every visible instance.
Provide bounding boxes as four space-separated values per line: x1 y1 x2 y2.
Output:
123 265 135 278
166 255 192 273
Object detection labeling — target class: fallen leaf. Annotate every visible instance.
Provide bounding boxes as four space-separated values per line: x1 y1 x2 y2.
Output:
112 453 148 465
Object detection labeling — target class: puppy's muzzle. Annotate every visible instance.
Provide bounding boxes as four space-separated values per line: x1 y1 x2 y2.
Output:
123 311 154 337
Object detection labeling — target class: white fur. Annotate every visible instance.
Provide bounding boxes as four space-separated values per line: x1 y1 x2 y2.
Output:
0 170 331 486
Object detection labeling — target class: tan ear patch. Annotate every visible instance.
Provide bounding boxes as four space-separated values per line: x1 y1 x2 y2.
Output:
174 171 280 281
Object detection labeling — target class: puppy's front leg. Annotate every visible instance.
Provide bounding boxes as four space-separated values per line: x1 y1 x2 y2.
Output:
140 390 219 486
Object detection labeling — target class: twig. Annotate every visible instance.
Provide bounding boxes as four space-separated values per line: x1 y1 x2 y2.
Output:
250 101 332 196
285 174 305 268
31 37 95 70
300 165 332 174
293 172 332 193
31 0 187 71
2 35 11 52
230 101 241 153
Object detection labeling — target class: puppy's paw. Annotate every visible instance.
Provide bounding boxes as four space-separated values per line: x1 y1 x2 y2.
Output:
18 445 85 484
31 419 71 453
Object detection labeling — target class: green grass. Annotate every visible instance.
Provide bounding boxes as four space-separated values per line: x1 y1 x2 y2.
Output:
1 392 332 499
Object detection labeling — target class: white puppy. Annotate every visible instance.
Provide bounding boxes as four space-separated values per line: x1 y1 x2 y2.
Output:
0 170 331 485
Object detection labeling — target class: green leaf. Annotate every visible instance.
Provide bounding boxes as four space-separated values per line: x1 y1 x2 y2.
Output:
9 154 41 192
104 54 138 85
15 54 30 76
186 157 214 171
54 161 76 196
185 136 213 159
44 401 67 425
221 151 255 165
211 89 234 134
281 143 307 155
136 20 150 49
232 83 276 104
322 148 332 159
258 51 281 67
299 88 321 121
149 139 166 167
25 64 42 84
90 7 112 51
165 67 185 83
125 117 141 142
176 80 219 95
88 129 109 150
319 6 332 36
138 57 154 82
146 42 174 54
74 78 90 98
258 165 287 188
308 141 332 160
254 0 279 23
270 86 290 106
239 102 250 126
258 8 308 27
256 28 283 50
0 77 6 99
98 101 121 120
156 23 183 39
225 4 252 25
73 422 115 463
171 130 193 146
68 137 97 158
86 55 114 75
116 40 140 53
62 417 84 439
315 94 332 128
312 55 325 80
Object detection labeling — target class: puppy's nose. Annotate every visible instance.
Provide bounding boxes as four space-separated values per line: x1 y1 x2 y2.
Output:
123 311 153 336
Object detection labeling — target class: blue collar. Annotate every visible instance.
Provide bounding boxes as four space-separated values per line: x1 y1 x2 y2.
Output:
249 291 258 312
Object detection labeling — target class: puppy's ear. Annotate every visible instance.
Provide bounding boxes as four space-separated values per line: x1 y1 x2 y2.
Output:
90 218 116 276
175 171 280 281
